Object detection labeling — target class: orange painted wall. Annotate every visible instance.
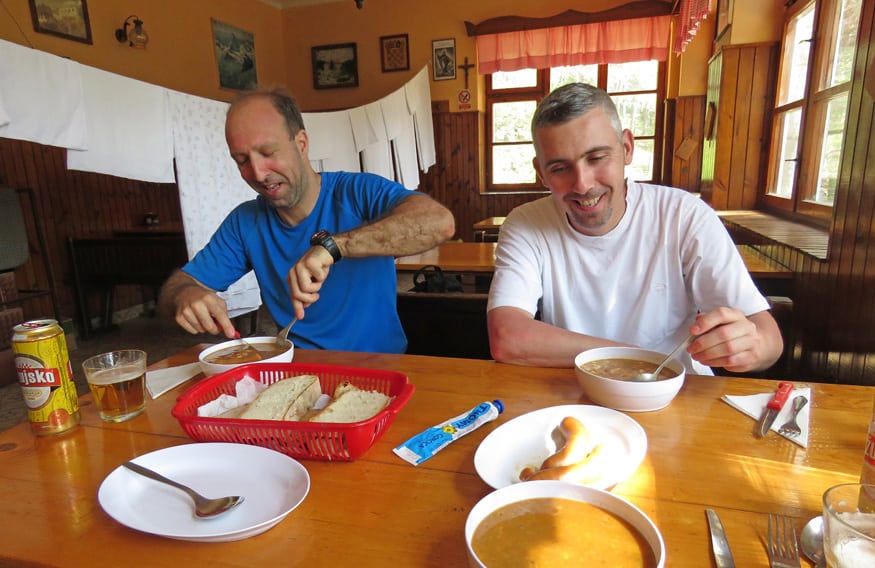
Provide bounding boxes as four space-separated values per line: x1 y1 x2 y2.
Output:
0 0 287 102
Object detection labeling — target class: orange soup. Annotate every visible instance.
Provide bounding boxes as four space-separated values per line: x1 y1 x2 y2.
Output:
472 497 656 568
580 358 676 381
205 342 289 364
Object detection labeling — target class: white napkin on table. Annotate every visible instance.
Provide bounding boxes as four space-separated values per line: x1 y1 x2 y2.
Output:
721 387 812 448
146 362 202 399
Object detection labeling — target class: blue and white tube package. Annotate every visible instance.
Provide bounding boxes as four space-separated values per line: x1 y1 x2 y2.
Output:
393 400 505 466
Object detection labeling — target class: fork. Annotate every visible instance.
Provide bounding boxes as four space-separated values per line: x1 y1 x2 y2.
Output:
778 395 808 437
767 513 801 568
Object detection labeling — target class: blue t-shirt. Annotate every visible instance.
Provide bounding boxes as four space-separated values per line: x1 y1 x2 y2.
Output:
183 171 415 353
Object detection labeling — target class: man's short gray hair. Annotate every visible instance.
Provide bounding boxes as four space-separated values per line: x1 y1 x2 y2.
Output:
530 83 624 142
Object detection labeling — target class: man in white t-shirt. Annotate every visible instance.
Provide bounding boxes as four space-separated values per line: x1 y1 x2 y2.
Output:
487 83 783 374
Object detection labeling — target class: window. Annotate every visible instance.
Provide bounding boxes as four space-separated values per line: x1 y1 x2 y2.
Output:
764 0 862 222
485 61 665 192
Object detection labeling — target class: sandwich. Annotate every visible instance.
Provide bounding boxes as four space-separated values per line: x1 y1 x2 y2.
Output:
307 381 392 423
237 374 321 421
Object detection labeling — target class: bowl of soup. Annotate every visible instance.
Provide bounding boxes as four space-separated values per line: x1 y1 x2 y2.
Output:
574 347 685 412
465 480 665 568
198 336 294 376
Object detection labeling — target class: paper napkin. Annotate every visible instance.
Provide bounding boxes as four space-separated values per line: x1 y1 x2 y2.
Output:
146 362 202 399
721 387 812 448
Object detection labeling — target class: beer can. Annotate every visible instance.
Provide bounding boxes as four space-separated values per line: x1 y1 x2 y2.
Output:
12 319 81 436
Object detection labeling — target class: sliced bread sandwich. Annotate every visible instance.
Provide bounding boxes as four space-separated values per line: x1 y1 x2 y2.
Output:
238 374 321 421
307 381 392 423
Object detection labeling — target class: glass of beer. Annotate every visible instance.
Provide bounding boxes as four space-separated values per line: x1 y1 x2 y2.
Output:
82 350 147 423
823 482 875 567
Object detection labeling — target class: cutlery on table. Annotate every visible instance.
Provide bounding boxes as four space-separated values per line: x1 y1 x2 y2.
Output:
777 395 809 438
706 509 736 568
123 461 244 519
754 381 794 438
767 513 801 568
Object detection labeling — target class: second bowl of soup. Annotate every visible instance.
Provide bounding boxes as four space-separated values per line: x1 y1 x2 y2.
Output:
574 346 685 412
198 336 294 376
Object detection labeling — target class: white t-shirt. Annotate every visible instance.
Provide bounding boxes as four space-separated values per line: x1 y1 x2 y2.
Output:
487 181 770 375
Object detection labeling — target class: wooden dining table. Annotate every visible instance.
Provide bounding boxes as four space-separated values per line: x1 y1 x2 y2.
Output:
0 346 868 566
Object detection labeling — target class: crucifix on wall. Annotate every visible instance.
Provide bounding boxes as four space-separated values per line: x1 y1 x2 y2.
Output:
457 56 475 89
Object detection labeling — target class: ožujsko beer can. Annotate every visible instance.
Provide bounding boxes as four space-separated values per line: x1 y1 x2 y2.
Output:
12 319 81 435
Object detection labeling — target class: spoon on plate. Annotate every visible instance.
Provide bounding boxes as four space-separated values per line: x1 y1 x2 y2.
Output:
123 461 244 519
800 515 825 567
632 334 696 382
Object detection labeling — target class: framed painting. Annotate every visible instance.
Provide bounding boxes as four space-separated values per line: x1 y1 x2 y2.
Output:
312 43 359 89
715 0 733 40
28 0 92 44
211 19 258 91
432 38 456 81
380 34 409 73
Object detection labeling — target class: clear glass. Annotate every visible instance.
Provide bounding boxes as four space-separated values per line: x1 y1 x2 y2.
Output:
491 69 538 90
492 145 537 185
492 101 536 143
822 483 875 567
769 109 802 198
810 95 849 205
82 349 147 423
777 4 814 105
607 60 659 92
627 139 654 182
550 64 598 90
613 94 657 136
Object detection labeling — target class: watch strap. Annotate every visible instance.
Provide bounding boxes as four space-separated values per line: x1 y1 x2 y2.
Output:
310 229 342 263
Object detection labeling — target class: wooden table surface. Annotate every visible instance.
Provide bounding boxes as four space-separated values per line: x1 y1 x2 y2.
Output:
0 347 867 567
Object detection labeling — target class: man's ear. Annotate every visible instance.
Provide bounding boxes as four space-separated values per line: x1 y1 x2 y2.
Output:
294 129 309 157
532 157 547 188
622 129 635 166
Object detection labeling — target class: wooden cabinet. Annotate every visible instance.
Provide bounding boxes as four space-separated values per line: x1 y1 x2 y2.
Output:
700 43 778 210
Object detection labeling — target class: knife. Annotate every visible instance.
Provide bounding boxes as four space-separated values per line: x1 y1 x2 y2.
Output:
754 381 794 438
706 509 736 568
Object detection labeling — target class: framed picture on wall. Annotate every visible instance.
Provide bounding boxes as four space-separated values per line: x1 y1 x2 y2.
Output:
312 43 359 89
28 0 92 44
211 19 258 91
715 0 733 40
380 34 409 73
432 38 456 81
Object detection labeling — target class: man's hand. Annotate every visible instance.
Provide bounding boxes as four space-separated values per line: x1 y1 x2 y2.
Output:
688 307 783 372
158 270 236 338
286 246 333 320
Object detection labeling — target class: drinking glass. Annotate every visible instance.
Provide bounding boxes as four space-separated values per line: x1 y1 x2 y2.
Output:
822 482 875 567
82 349 147 422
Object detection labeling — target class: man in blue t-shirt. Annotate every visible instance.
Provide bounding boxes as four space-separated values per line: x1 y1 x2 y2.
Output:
158 90 455 353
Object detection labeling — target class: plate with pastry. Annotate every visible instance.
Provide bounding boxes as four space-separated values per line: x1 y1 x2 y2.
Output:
473 405 647 490
98 442 310 542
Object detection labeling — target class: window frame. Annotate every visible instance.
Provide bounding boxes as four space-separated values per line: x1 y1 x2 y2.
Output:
484 62 666 194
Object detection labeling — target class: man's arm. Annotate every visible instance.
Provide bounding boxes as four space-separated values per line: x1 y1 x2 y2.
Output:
688 307 784 372
487 306 627 368
158 269 236 338
287 193 455 320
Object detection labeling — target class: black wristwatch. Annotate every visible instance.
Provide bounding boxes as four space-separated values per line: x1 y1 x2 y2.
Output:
310 229 342 263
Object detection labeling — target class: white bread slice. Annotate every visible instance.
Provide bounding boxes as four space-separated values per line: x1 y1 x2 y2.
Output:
238 375 321 421
308 383 392 423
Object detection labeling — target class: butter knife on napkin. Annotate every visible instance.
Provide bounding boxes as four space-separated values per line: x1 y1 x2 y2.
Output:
146 362 202 399
721 387 812 448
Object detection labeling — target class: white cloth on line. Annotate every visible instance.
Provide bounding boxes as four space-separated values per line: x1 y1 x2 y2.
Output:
0 39 88 150
302 110 360 173
404 66 437 173
361 102 394 180
379 87 420 189
66 65 176 183
348 105 377 152
167 89 261 317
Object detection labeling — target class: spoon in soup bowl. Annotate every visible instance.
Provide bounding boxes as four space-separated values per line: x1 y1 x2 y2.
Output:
632 334 695 382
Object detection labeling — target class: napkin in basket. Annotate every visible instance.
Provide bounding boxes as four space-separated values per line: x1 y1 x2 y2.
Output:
721 387 811 448
146 362 202 399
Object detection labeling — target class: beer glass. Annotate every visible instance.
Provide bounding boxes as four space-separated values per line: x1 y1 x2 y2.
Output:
82 350 147 422
823 482 875 567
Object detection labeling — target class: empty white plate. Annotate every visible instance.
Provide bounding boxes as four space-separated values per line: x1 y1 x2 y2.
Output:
474 405 647 490
98 442 310 542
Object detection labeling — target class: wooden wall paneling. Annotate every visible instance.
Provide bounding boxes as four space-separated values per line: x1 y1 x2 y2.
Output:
727 47 752 210
671 95 705 192
700 52 721 203
746 45 777 209
713 48 736 209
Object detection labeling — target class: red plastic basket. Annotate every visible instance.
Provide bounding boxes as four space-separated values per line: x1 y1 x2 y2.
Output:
172 362 414 461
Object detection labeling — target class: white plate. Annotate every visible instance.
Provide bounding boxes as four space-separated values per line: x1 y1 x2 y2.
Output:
98 442 310 542
474 405 647 490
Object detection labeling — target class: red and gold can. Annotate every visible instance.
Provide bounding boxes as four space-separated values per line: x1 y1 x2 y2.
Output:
12 319 81 436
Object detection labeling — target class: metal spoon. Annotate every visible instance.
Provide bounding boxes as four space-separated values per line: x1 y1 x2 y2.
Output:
800 515 825 568
123 461 244 519
632 334 695 382
275 318 297 347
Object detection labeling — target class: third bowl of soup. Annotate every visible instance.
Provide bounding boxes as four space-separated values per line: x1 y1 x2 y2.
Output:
198 336 294 376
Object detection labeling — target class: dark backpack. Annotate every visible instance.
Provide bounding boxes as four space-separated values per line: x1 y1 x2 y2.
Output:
409 265 464 293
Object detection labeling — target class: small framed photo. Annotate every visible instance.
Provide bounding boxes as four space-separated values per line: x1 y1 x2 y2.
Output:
312 43 359 90
211 19 258 91
28 0 92 44
432 38 456 81
380 34 409 73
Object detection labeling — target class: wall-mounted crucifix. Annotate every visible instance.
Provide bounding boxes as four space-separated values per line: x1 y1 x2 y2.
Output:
457 57 475 89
